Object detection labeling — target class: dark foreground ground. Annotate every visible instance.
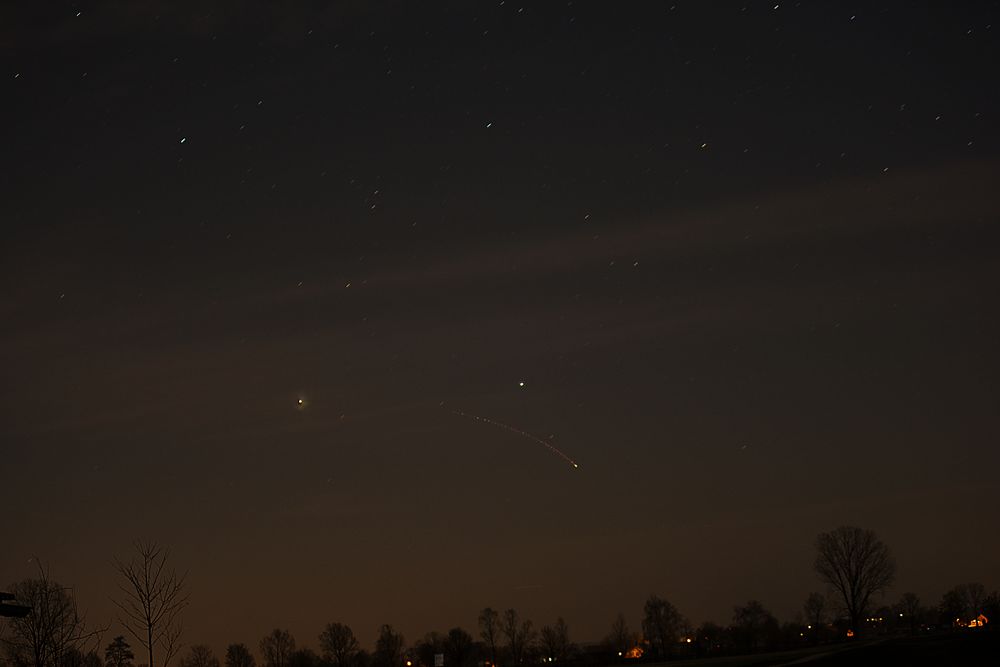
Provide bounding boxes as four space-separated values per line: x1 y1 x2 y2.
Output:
648 630 998 666
803 631 998 666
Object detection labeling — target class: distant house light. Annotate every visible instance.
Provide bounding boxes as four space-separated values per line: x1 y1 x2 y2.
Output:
623 646 643 659
968 614 988 628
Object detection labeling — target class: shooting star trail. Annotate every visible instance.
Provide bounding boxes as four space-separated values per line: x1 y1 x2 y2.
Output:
452 409 580 469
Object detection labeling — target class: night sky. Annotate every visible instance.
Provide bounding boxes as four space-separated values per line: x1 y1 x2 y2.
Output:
3 0 999 654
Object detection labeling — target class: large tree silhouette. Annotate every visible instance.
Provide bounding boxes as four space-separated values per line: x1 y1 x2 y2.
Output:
500 609 534 667
287 649 320 667
3 563 105 667
259 630 295 667
538 618 571 663
604 613 632 656
224 645 255 667
802 593 826 641
940 582 987 625
372 626 403 667
105 637 135 667
731 600 778 651
814 526 895 634
414 633 444 667
641 596 684 659
443 628 473 667
318 624 358 667
896 593 921 634
477 609 500 667
112 542 188 667
179 646 218 667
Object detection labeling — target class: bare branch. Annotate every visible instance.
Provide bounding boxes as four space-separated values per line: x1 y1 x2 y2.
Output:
112 542 188 667
2 559 108 667
814 526 895 634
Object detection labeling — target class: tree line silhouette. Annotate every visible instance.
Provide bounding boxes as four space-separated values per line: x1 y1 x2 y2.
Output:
2 528 996 667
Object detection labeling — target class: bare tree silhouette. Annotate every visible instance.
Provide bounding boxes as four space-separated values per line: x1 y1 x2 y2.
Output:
223 645 254 667
287 649 320 667
896 593 921 634
500 609 534 667
814 526 895 634
477 609 500 667
939 583 987 625
259 630 295 667
179 646 218 667
958 583 986 619
641 596 684 659
372 626 403 667
802 592 826 641
731 600 778 651
538 618 571 663
105 637 135 667
443 628 473 667
318 624 358 667
604 613 632 655
112 542 189 667
3 562 106 667
414 633 444 667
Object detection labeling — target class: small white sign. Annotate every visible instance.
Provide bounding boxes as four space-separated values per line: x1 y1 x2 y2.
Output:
434 654 444 667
